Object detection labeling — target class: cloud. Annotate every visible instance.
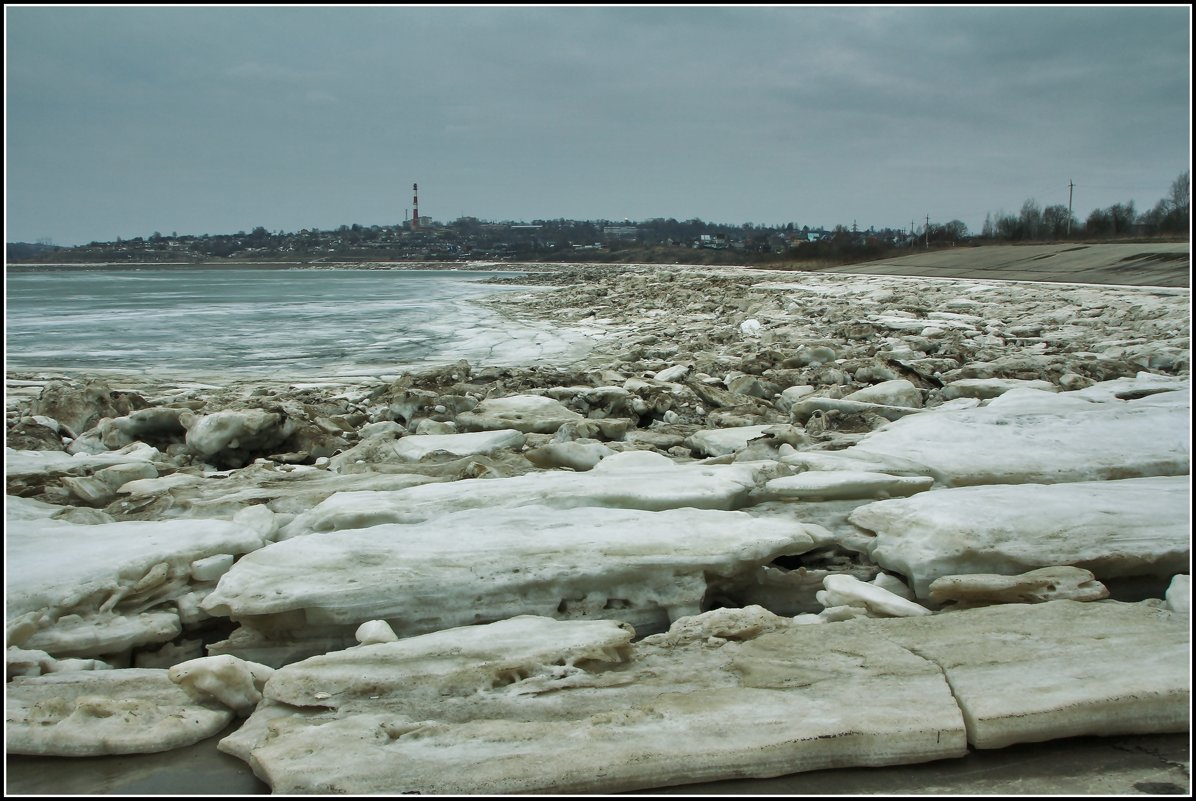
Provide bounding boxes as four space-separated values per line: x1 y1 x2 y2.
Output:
4 6 1190 245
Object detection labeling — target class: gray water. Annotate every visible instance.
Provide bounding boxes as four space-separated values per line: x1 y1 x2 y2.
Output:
5 267 575 377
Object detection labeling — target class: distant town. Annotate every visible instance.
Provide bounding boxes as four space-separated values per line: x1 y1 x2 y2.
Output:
8 217 932 267
7 172 1188 266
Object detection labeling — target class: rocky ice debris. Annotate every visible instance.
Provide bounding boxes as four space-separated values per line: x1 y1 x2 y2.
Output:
5 263 1191 792
939 377 1057 400
815 573 933 618
455 394 583 433
860 600 1190 750
168 654 274 716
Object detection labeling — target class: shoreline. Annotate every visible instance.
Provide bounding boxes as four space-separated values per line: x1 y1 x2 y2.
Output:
5 240 1190 288
4 265 571 277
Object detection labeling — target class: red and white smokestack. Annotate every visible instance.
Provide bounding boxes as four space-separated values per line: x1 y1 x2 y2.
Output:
412 183 419 231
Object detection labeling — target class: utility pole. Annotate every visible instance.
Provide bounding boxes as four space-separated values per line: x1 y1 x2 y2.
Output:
1067 180 1075 237
925 214 930 249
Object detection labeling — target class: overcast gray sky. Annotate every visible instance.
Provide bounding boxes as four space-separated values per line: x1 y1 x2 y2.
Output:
4 5 1191 246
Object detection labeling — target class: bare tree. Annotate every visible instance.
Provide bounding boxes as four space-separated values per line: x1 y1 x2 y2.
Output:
1108 201 1137 235
1019 199 1042 240
1170 170 1190 218
1042 205 1074 239
1085 201 1137 237
982 212 995 239
1085 207 1111 236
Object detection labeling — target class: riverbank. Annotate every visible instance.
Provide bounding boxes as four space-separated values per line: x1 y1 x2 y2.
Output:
6 241 1189 287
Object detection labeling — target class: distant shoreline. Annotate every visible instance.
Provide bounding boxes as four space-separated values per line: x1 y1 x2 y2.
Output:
5 241 1189 287
3 260 553 273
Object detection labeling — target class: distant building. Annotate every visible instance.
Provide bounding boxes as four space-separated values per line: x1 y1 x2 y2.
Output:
694 233 729 249
603 225 638 239
789 230 828 244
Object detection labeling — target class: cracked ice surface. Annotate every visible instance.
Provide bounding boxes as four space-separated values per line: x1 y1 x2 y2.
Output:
219 612 967 794
857 600 1190 749
215 599 1187 794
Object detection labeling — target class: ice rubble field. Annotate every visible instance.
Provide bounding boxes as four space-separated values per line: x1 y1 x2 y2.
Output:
5 264 1190 794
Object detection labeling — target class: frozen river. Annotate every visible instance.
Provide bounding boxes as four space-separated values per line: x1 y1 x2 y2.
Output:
5 267 595 379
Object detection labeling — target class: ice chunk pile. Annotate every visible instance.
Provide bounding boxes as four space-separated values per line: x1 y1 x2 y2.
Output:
5 266 1190 793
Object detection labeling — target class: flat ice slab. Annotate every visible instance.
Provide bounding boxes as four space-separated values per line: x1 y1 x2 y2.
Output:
280 450 774 535
7 668 233 756
217 599 1188 794
7 516 271 622
849 476 1191 597
7 515 272 659
762 470 933 501
858 600 1190 749
204 507 815 651
838 381 1190 486
221 612 967 794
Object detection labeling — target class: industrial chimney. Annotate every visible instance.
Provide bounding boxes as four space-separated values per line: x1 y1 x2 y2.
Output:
411 183 420 231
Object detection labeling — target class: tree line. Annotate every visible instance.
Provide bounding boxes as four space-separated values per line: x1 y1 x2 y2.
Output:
980 171 1189 242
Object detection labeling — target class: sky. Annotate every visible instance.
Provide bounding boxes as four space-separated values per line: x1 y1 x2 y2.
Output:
4 5 1192 246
